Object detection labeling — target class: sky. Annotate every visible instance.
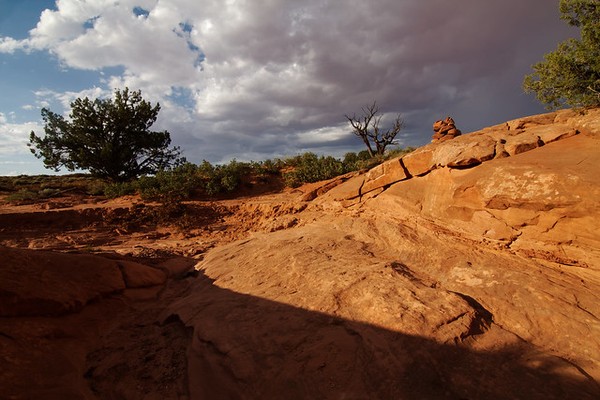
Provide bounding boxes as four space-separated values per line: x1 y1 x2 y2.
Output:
0 0 578 176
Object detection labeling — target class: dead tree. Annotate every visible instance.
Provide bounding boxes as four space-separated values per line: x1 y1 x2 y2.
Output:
345 101 404 157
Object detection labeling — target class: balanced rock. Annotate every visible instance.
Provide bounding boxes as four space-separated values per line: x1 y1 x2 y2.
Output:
433 116 462 142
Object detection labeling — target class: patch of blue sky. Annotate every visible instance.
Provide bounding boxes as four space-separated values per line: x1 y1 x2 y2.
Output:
83 16 100 30
167 87 197 111
133 6 150 19
172 22 205 68
0 0 56 38
0 50 123 122
179 22 193 34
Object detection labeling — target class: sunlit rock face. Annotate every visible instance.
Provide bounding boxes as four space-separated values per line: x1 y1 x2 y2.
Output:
1 108 599 399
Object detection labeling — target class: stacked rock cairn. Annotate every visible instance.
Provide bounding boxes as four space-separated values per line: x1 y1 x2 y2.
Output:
432 116 461 142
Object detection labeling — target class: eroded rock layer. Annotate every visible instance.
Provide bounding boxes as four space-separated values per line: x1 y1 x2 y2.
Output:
1 109 599 399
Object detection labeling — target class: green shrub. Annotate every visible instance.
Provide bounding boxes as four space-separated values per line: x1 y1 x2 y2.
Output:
198 159 249 195
283 152 345 188
342 151 376 172
250 159 281 177
5 189 40 203
38 188 61 198
386 146 415 159
103 181 137 198
87 181 107 196
137 162 200 203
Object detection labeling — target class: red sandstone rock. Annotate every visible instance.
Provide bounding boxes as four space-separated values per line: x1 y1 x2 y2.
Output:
432 116 462 142
1 108 600 400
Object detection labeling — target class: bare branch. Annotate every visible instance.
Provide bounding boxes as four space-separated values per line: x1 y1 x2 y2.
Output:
345 101 404 157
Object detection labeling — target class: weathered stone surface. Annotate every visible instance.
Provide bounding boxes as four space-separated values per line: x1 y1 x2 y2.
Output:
527 123 578 145
321 175 364 201
382 133 600 268
506 112 557 130
0 246 126 316
361 158 409 194
299 172 361 201
2 108 600 400
433 134 496 167
120 260 167 288
504 131 542 155
182 138 600 395
185 220 596 398
565 108 600 137
401 146 435 176
494 140 510 159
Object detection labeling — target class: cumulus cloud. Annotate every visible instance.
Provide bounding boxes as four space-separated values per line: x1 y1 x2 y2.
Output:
33 87 110 111
0 112 41 157
0 0 577 169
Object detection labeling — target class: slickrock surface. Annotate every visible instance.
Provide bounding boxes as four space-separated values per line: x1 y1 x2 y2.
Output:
1 108 599 399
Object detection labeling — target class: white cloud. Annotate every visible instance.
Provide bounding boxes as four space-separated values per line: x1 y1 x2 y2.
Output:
0 37 22 53
0 113 41 157
0 0 578 173
32 87 110 113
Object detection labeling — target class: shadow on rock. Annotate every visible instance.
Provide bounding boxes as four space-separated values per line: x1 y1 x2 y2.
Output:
168 272 600 400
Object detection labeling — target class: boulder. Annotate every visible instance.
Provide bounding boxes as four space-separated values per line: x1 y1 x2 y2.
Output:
506 112 557 130
120 260 167 288
361 158 409 195
0 246 170 317
504 131 543 155
0 246 126 317
433 134 496 167
401 146 436 176
564 108 600 137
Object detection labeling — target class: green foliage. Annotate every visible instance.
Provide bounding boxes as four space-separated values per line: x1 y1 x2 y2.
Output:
3 187 63 204
197 159 249 195
249 159 281 176
1 174 106 203
283 153 345 188
524 0 600 109
137 162 200 203
103 181 137 198
4 189 41 204
342 150 378 172
386 146 416 159
28 88 182 182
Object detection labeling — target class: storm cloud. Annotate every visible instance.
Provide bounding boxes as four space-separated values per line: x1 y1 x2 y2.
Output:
0 0 577 168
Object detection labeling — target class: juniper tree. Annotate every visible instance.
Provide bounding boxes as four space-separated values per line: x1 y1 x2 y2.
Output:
29 88 182 182
523 0 600 109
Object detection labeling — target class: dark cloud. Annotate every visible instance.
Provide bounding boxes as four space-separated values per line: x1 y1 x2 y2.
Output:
1 0 579 170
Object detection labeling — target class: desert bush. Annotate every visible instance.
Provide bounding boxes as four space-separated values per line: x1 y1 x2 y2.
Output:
87 181 107 196
4 186 64 204
249 159 281 177
38 188 61 198
103 181 137 198
137 162 200 203
283 152 344 188
342 150 377 172
197 159 250 195
4 189 40 203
